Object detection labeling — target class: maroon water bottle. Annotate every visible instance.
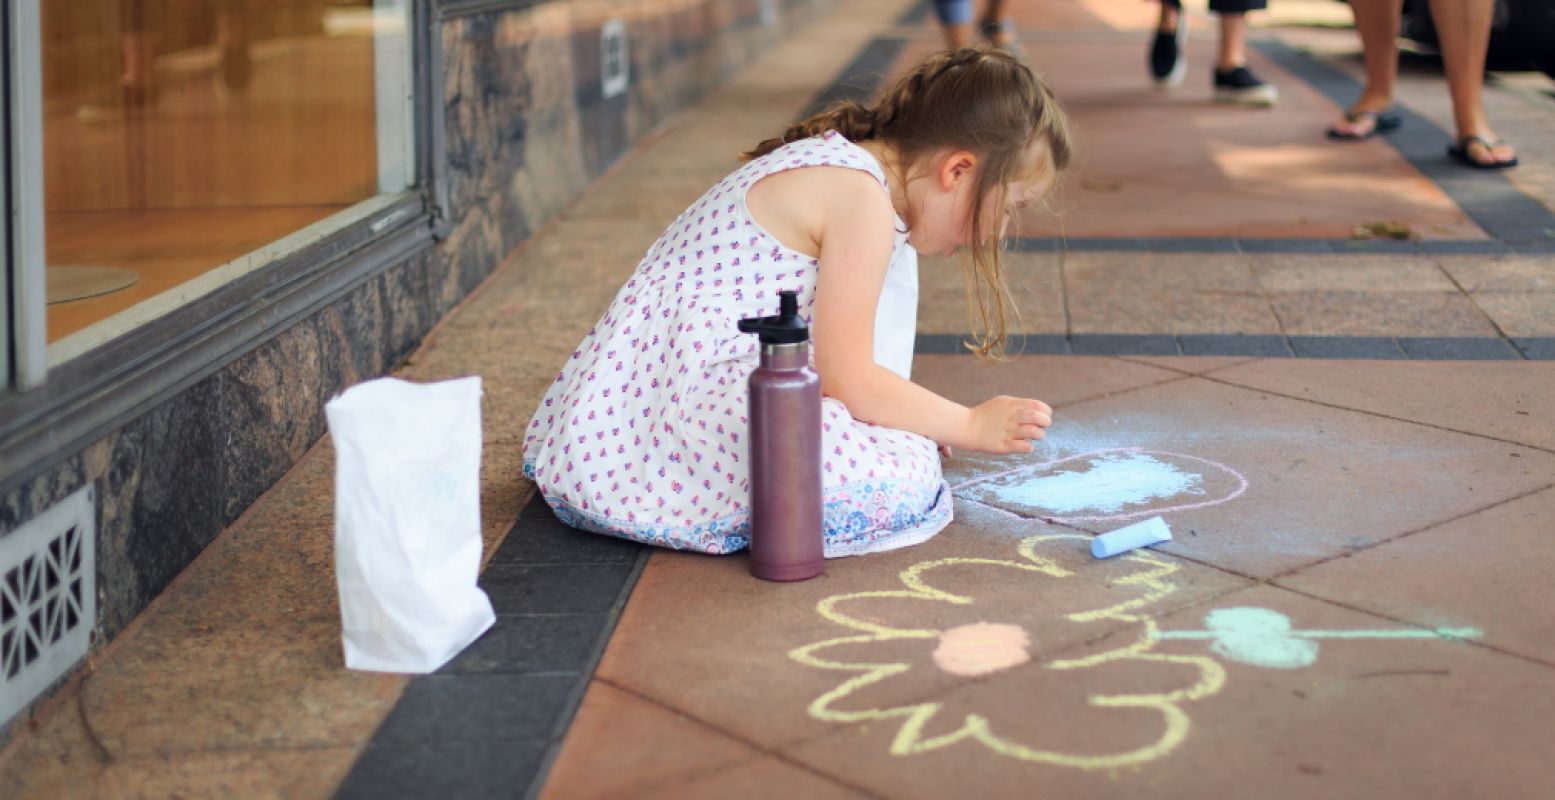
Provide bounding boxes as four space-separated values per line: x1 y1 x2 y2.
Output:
737 290 824 581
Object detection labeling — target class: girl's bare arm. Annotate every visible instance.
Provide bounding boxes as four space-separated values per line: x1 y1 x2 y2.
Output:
749 167 1050 453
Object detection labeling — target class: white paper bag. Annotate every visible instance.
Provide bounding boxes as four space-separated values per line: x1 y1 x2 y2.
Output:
325 376 495 673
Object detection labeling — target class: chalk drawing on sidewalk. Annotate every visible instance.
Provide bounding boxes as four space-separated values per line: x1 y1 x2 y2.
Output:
792 534 1481 769
1153 607 1481 669
789 534 1227 770
950 448 1249 524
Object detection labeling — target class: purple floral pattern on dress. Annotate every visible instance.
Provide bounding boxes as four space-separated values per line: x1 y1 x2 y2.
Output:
522 132 953 556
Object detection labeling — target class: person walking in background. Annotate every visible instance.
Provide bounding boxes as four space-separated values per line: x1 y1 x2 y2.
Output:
932 0 1016 50
1149 0 1278 107
1326 0 1516 169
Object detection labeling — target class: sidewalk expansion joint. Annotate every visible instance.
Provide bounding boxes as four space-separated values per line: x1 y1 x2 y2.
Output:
918 333 1552 360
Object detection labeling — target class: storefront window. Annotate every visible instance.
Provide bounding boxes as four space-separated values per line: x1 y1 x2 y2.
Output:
35 0 414 359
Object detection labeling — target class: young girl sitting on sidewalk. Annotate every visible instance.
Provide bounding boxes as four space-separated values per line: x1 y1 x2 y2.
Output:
522 48 1072 557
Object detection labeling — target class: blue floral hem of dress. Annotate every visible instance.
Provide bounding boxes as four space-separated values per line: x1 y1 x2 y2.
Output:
523 460 953 557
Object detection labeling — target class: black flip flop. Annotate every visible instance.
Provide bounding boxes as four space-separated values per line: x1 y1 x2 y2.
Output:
1326 109 1401 141
1447 136 1518 170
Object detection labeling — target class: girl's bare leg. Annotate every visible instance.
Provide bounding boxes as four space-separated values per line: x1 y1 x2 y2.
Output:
1427 0 1514 164
1330 0 1403 137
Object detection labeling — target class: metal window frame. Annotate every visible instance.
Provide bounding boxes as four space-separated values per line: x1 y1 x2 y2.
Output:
1 1 10 392
5 0 45 393
0 0 452 497
433 0 548 19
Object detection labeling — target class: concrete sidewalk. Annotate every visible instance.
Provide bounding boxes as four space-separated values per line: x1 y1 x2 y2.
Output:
2 0 1552 796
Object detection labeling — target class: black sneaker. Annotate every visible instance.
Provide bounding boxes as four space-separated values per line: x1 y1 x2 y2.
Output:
1213 65 1278 107
1149 16 1188 88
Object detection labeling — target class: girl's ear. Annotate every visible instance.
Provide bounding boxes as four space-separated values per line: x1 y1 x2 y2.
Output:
938 150 978 191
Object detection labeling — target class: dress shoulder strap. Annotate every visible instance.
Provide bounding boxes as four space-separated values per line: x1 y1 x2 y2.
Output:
741 131 890 189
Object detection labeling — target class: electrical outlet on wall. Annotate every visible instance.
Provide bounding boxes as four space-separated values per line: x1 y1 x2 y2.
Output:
601 19 629 99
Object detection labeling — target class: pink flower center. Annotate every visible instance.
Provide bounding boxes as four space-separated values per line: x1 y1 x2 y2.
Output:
932 622 1031 677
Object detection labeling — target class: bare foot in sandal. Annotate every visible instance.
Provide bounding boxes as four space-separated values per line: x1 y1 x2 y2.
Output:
1326 93 1399 140
1448 134 1518 169
1327 107 1401 140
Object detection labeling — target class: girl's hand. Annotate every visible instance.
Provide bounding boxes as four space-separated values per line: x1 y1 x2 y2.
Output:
966 396 1052 454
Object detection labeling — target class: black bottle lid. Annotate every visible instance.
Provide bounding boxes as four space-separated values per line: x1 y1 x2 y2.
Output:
737 290 809 344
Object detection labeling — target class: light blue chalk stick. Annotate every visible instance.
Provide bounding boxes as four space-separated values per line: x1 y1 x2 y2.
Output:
1091 516 1172 559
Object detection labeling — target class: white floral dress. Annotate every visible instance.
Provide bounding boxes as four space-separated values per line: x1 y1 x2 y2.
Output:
522 132 953 556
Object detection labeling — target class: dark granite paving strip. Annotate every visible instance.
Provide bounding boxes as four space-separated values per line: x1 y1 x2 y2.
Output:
340 741 552 800
918 334 1075 354
1236 238 1342 254
1287 335 1407 360
335 495 649 800
1255 38 1555 248
1178 334 1294 357
1397 337 1523 360
1068 334 1182 356
1514 338 1555 359
1007 334 1074 355
1420 240 1519 255
919 334 1552 359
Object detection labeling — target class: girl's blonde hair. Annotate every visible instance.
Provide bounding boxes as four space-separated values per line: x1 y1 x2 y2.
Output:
743 48 1072 358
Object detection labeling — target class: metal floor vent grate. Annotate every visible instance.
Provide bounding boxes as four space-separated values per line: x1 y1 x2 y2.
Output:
1 485 95 727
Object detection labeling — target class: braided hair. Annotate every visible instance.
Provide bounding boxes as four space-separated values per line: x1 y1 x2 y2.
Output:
742 49 1073 358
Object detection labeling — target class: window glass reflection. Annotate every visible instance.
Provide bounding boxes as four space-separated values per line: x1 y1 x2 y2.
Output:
42 1 397 344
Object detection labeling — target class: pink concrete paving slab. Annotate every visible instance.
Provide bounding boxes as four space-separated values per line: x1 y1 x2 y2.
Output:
931 364 1555 578
1135 584 1555 797
1248 254 1458 292
594 500 1249 753
781 583 1555 799
989 0 1149 31
1469 292 1555 338
1209 359 1555 451
1036 174 1449 240
1060 252 1279 337
912 353 1183 410
917 252 1066 335
539 681 760 800
1114 356 1256 375
1067 283 1280 334
1436 256 1555 293
637 755 868 800
1277 485 1555 665
910 29 1487 241
1268 290 1498 336
1274 23 1555 211
1065 252 1260 292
